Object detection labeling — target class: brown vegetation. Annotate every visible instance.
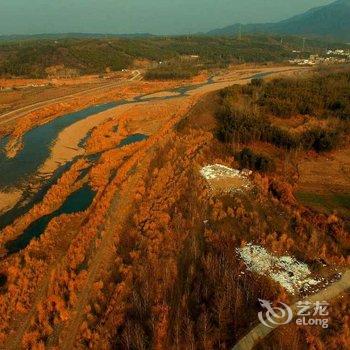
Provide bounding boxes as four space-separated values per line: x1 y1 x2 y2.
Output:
0 66 348 350
0 159 88 245
0 79 195 157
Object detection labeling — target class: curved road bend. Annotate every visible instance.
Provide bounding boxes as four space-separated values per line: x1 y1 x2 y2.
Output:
232 270 350 350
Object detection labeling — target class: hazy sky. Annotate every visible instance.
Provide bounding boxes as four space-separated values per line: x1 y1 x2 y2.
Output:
0 0 334 35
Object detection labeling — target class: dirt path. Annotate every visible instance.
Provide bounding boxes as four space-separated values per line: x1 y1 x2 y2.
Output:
5 265 58 350
232 270 350 350
58 128 170 348
58 96 198 349
59 170 140 349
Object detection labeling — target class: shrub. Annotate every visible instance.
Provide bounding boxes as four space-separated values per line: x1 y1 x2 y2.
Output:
237 148 276 172
302 128 341 152
251 78 264 87
144 63 200 81
216 69 350 153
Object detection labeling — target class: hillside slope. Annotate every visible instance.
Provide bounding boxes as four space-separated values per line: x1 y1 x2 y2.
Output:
0 36 328 78
208 0 350 42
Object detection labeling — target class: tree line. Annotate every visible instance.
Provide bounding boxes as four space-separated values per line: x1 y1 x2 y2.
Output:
0 35 344 78
216 70 350 153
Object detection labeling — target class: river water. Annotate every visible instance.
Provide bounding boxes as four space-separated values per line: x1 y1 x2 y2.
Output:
0 77 216 195
0 102 117 189
5 184 96 255
0 72 272 250
1 131 149 255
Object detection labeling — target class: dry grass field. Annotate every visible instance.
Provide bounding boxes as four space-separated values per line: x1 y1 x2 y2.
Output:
296 149 350 217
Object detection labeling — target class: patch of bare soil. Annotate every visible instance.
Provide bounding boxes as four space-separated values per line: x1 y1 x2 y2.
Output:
0 190 22 215
296 149 350 217
298 149 350 194
200 164 252 194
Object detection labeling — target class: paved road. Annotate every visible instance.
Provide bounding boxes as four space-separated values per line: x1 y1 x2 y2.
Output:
232 270 350 350
0 70 142 126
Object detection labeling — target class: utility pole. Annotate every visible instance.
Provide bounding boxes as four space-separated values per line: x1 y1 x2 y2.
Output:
238 24 242 41
302 37 306 51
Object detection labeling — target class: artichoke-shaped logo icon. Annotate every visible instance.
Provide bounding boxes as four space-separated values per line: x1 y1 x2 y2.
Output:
258 299 293 328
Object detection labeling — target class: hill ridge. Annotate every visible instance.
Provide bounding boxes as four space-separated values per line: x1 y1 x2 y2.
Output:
208 0 350 42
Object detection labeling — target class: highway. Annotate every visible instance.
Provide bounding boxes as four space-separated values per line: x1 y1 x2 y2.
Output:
0 70 142 126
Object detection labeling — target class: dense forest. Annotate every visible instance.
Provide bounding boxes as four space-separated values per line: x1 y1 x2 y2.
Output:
0 34 346 78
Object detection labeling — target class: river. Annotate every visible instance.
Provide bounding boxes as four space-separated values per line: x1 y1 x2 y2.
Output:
0 70 276 242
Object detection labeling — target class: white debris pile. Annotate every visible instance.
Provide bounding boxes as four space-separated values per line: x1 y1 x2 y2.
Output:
236 244 320 294
200 164 251 193
200 164 241 179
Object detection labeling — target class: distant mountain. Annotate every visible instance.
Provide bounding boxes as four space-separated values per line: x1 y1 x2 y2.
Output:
208 0 350 42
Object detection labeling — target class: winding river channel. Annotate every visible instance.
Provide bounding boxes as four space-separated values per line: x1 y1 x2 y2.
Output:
0 69 280 253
